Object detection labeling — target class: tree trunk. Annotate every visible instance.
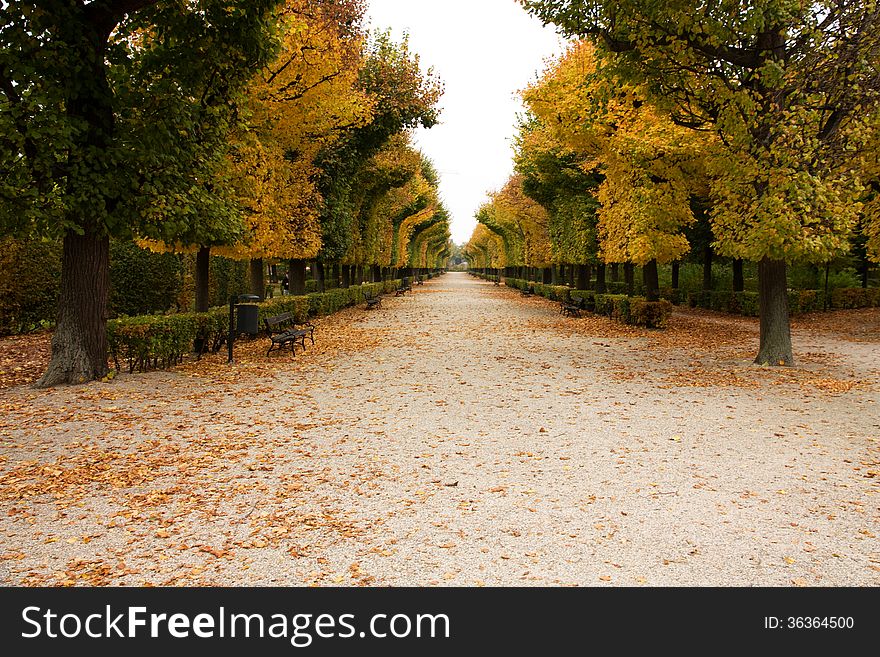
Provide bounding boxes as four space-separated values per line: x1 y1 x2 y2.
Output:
315 260 326 293
195 245 210 312
624 263 635 296
249 258 265 300
755 258 794 366
551 265 559 285
702 245 713 291
576 264 588 290
643 259 660 302
732 259 744 292
610 262 620 282
341 264 351 289
36 227 110 387
542 267 552 284
269 264 278 283
595 262 607 294
289 258 307 295
671 261 680 289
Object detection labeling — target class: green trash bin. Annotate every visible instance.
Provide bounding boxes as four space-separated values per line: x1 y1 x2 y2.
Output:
236 295 261 336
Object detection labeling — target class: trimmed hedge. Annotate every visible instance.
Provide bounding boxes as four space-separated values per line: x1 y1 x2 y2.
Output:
831 287 880 309
686 288 880 316
108 281 400 373
500 277 672 328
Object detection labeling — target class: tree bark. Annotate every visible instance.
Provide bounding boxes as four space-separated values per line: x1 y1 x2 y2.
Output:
755 257 794 366
671 261 680 289
643 259 660 301
595 262 607 294
249 258 265 300
542 267 552 284
732 258 744 292
703 245 714 291
576 264 588 290
36 227 110 387
289 258 306 295
341 264 351 289
315 260 326 293
551 265 559 285
195 245 210 312
624 263 635 296
610 262 620 282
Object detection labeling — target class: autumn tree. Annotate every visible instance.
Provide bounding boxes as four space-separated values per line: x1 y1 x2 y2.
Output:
315 30 443 279
218 0 373 297
520 40 710 300
464 224 505 272
521 0 880 365
0 0 282 385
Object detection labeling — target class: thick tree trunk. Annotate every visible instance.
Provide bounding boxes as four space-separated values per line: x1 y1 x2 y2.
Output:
624 263 635 296
542 267 552 284
576 264 588 290
315 260 326 293
643 259 660 302
595 262 607 294
551 265 559 285
755 258 794 366
671 261 680 289
195 245 210 312
703 245 714 291
371 264 381 283
610 262 620 282
733 258 744 293
341 265 351 289
37 228 110 387
249 258 265 300
289 258 307 295
330 263 340 289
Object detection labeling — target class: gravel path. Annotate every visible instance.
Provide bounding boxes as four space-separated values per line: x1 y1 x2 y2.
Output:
0 272 877 586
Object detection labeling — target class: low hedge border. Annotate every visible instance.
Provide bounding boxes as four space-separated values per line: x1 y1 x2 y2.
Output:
482 272 879 318
108 280 400 373
687 288 880 315
498 277 672 328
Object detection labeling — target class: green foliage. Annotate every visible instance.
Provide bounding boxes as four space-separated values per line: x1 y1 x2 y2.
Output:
0 237 62 334
109 241 183 317
209 256 250 309
0 0 283 243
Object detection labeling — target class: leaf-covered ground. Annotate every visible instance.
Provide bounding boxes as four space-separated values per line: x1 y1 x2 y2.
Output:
0 274 877 586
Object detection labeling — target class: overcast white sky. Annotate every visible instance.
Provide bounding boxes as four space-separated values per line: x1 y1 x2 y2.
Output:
364 0 568 245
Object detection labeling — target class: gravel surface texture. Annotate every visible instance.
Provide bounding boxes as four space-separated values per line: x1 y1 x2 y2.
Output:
0 272 877 586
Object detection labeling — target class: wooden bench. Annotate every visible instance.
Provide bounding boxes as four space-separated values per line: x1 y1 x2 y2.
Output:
561 295 589 317
521 285 535 297
264 312 315 356
364 290 382 309
395 281 413 296
415 277 424 286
